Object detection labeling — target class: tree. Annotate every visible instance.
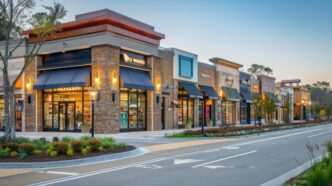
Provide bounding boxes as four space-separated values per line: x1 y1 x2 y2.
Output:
314 103 321 120
264 67 273 76
0 0 66 141
248 64 273 77
253 96 265 125
264 96 276 124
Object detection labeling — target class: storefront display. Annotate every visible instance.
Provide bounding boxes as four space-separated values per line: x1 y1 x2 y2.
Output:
222 101 236 124
43 87 92 132
0 97 23 131
120 89 146 131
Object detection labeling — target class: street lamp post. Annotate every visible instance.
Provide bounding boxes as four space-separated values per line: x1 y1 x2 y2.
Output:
90 91 98 138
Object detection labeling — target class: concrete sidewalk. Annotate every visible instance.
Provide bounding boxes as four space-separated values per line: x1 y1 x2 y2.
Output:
0 128 188 141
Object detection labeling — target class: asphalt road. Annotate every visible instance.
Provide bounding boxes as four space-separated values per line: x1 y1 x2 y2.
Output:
1 123 332 186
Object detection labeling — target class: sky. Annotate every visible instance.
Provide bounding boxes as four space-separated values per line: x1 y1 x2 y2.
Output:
36 0 332 85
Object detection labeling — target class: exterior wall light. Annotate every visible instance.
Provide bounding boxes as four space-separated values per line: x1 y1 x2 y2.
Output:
26 78 31 90
95 73 100 85
219 90 223 98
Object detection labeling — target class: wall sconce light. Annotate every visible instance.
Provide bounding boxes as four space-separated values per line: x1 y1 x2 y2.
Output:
26 78 31 90
301 100 305 104
309 101 312 105
157 78 161 89
112 73 117 84
95 73 100 85
219 90 223 98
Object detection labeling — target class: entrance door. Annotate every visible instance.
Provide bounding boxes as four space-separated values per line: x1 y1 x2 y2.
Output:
58 102 76 131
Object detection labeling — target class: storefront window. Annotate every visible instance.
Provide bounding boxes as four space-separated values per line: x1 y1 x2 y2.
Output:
43 87 92 131
120 89 146 130
222 101 236 124
0 97 23 131
178 98 194 128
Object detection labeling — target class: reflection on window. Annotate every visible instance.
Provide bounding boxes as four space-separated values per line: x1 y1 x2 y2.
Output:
179 55 193 78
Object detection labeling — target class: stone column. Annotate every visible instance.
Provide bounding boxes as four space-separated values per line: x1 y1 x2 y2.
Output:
91 45 120 134
24 56 43 132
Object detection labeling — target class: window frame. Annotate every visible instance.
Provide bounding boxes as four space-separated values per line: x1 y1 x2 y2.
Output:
179 55 194 78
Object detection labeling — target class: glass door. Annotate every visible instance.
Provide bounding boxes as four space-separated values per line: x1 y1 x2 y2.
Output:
58 102 76 131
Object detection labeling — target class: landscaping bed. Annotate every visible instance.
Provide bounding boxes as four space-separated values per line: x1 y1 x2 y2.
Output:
167 120 331 138
0 136 134 162
284 142 332 186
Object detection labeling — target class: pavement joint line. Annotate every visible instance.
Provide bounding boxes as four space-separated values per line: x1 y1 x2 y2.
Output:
308 130 332 138
192 150 257 168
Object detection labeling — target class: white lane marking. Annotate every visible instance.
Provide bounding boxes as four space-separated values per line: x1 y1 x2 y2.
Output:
192 150 257 168
26 157 168 186
204 165 234 169
27 127 324 186
135 164 162 169
45 171 80 176
231 128 322 147
222 146 240 150
174 159 203 165
308 130 332 138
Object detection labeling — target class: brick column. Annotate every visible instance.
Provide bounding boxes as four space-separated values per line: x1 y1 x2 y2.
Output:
91 46 120 134
24 56 43 132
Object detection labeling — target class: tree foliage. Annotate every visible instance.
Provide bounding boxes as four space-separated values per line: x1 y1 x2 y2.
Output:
0 0 66 141
247 64 273 76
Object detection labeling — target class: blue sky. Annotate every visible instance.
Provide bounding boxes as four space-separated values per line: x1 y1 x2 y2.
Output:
36 0 332 85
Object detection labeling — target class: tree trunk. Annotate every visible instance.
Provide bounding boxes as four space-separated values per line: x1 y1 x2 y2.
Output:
9 90 16 140
3 70 11 141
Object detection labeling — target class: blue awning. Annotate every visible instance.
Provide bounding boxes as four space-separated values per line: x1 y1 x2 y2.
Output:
265 92 281 105
199 85 219 100
120 67 154 90
222 87 241 102
180 82 203 99
240 86 254 103
34 68 91 90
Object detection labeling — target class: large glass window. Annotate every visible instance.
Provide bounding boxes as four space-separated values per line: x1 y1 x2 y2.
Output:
179 55 193 78
120 89 146 130
43 87 92 131
221 101 236 125
0 97 23 131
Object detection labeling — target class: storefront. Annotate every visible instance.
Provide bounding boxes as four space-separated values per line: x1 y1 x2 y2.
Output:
178 82 203 128
33 49 92 132
199 85 218 126
240 86 254 124
221 87 241 125
265 92 281 122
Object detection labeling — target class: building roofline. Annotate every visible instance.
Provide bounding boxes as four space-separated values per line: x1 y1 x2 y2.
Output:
209 57 243 68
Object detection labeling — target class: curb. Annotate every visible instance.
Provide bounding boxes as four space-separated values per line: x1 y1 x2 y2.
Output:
0 147 149 170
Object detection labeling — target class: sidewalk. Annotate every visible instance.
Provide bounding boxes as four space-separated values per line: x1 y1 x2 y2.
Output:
0 128 188 141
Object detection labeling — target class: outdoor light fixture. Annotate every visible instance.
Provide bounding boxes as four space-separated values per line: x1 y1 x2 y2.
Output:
95 73 100 85
219 90 223 98
26 78 31 89
89 90 99 138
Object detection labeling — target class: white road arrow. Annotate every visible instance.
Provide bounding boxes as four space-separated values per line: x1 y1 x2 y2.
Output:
174 159 203 165
204 165 234 169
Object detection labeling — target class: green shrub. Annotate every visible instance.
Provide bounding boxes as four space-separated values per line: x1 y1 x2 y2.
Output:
0 150 8 157
306 166 329 186
33 149 42 155
19 143 34 155
15 137 30 144
34 139 50 151
2 142 19 152
98 146 104 152
46 147 53 155
49 151 58 157
326 161 332 180
18 152 29 159
10 151 17 158
118 142 127 150
101 138 114 149
51 141 69 155
66 148 74 156
39 137 47 143
81 148 88 155
71 140 83 152
62 136 73 143
80 136 90 142
4 147 11 154
87 138 101 152
52 137 59 142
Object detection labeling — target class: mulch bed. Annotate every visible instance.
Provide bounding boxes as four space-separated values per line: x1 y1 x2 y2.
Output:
0 145 135 162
